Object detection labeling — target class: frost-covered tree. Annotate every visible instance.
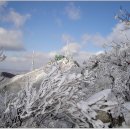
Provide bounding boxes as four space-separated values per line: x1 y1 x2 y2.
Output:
115 6 130 28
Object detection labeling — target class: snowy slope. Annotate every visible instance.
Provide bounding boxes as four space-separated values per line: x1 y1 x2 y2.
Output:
0 50 130 128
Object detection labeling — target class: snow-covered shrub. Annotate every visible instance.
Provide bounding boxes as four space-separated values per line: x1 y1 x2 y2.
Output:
0 56 128 128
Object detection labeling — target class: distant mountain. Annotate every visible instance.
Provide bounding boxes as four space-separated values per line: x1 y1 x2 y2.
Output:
0 68 29 75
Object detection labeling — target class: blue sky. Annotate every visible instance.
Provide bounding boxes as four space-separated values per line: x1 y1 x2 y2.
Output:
0 1 130 71
5 1 130 52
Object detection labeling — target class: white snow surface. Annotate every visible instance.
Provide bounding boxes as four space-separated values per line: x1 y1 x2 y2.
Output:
85 89 111 105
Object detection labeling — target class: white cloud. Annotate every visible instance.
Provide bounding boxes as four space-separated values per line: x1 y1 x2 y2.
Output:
81 23 130 48
61 42 81 56
106 23 130 45
0 51 53 71
3 10 31 28
61 34 98 63
0 27 24 50
0 2 31 51
65 2 81 20
0 42 94 71
91 34 106 46
60 41 95 64
61 34 74 43
49 51 57 58
81 33 106 47
81 33 91 44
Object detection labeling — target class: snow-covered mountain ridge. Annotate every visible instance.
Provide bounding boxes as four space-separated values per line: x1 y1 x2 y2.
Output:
0 46 130 128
